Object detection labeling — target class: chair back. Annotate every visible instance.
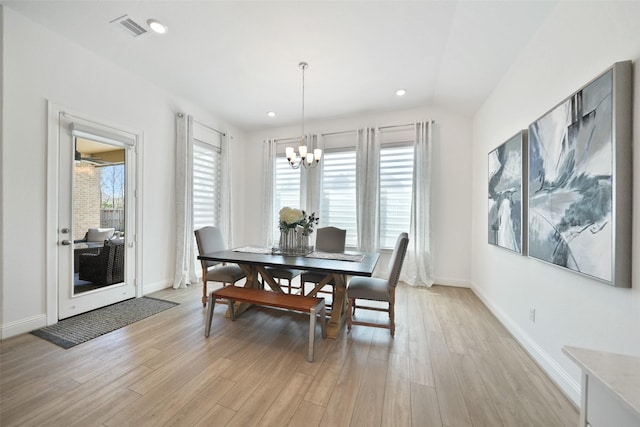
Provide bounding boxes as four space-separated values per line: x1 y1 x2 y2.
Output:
315 226 346 253
194 226 226 268
386 232 409 288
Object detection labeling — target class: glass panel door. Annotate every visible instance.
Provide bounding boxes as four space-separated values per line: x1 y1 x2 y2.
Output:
56 112 137 320
73 138 126 295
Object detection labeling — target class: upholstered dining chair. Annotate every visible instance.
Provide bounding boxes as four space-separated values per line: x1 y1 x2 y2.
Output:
301 226 347 299
194 226 246 307
262 266 304 294
347 232 409 337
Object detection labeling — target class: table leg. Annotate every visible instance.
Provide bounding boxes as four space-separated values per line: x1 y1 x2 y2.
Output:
326 273 347 339
306 274 334 298
226 264 260 317
225 263 285 318
255 266 285 293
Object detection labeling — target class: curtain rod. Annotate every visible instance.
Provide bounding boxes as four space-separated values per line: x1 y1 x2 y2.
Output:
322 129 357 137
273 137 301 143
322 121 435 135
193 118 226 137
378 120 435 130
272 120 435 143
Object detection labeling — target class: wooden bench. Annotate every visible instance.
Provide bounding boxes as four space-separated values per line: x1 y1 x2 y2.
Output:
205 286 326 362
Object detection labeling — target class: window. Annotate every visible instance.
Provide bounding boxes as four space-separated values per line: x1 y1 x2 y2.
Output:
379 145 414 248
193 139 221 230
272 156 301 243
319 149 358 247
271 136 415 250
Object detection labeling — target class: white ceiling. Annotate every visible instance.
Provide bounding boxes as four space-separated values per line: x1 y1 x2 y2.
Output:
3 1 557 131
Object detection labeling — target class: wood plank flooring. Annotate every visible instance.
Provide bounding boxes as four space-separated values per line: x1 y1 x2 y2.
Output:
0 283 578 426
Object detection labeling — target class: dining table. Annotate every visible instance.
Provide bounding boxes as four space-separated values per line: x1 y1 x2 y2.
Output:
198 246 380 339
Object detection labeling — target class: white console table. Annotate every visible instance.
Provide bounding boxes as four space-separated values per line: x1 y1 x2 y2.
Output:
563 346 640 427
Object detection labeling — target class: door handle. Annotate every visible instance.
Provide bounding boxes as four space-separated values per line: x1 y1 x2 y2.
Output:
61 240 72 246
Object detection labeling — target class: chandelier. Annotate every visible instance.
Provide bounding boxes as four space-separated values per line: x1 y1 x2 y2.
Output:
286 61 322 169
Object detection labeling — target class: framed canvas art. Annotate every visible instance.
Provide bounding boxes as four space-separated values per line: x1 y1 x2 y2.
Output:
527 61 632 287
488 130 528 254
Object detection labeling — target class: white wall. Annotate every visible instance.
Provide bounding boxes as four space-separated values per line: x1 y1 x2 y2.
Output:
0 8 245 337
471 2 640 404
242 107 473 285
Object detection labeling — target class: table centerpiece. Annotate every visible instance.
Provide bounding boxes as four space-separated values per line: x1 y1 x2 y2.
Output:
277 207 319 255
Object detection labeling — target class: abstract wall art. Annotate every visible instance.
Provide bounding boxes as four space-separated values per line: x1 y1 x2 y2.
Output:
488 131 527 254
527 61 632 287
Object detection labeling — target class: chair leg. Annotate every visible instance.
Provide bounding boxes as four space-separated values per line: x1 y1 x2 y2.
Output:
390 289 396 338
319 301 327 338
205 293 216 337
202 268 208 307
347 297 353 332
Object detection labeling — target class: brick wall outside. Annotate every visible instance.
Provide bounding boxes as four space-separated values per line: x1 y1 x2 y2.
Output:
73 163 101 240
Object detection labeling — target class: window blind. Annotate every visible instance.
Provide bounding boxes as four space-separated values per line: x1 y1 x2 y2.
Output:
319 150 358 247
193 140 221 230
379 145 414 248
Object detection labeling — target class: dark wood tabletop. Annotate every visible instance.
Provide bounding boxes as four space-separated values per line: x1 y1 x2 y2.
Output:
198 248 379 277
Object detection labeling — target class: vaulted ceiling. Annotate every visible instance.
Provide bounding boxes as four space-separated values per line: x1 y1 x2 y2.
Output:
4 1 557 130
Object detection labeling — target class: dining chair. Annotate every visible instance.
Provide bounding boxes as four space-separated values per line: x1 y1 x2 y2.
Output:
301 226 347 299
347 232 409 337
194 226 246 307
262 266 304 294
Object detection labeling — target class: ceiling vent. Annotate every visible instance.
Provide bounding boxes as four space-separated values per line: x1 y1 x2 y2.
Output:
110 14 147 37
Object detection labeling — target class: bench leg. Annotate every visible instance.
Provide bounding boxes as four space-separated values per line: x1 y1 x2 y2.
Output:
307 300 327 362
309 306 317 362
205 293 216 337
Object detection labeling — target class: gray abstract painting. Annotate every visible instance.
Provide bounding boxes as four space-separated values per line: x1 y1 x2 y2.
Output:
488 132 526 253
528 70 614 282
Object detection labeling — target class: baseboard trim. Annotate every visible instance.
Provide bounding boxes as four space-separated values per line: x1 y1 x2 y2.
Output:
470 282 581 406
142 279 173 295
1 314 47 339
434 276 471 288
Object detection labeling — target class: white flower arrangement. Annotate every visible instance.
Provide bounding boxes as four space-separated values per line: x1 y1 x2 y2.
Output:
278 207 319 236
279 207 304 230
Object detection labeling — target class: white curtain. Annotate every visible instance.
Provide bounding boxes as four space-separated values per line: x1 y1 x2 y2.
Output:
220 133 233 247
261 139 277 246
401 120 435 287
355 127 380 252
173 114 198 289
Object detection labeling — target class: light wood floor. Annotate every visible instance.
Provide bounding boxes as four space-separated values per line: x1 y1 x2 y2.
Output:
0 283 577 426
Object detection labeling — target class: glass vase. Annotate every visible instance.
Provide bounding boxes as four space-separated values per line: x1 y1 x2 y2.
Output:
280 229 289 253
287 229 296 253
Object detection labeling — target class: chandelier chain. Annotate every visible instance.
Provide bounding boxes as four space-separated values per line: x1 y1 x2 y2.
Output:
300 61 307 138
287 61 320 169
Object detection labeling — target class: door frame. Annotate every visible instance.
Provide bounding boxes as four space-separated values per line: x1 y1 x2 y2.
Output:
46 101 144 325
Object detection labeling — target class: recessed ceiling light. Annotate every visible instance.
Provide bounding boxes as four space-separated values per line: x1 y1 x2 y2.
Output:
396 89 407 97
147 19 167 34
267 111 276 118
